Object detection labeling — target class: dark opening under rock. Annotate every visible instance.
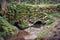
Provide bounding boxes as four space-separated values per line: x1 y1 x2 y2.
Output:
31 21 45 28
14 21 29 30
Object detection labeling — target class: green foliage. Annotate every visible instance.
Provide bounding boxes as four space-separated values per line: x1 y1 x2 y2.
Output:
37 29 47 38
5 2 60 27
16 0 60 4
0 16 18 37
42 13 53 25
6 2 31 28
6 2 30 24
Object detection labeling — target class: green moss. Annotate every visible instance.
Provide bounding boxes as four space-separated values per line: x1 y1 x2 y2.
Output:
0 16 18 37
37 29 47 38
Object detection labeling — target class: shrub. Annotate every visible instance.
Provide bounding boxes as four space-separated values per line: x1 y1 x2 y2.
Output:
6 2 60 26
0 16 18 37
